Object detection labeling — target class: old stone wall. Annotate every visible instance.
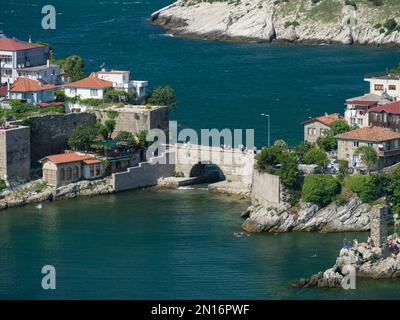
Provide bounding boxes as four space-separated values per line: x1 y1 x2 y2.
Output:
95 106 169 137
112 151 175 192
0 126 30 181
251 170 280 208
21 113 97 163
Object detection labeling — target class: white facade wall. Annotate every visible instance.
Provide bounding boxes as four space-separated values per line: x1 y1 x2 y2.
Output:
65 87 106 100
366 78 400 100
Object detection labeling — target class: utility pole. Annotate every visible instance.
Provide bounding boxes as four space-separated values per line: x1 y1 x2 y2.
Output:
261 113 271 147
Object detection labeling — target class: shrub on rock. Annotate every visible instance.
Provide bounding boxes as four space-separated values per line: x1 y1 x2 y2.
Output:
302 174 340 207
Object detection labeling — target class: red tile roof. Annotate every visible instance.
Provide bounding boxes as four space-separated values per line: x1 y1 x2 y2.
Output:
41 152 94 165
10 77 55 92
369 101 400 115
0 38 45 51
336 126 400 142
302 113 344 126
64 73 113 89
83 159 102 165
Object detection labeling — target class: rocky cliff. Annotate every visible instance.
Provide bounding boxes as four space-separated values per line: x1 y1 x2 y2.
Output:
242 196 379 233
151 0 400 46
291 234 400 288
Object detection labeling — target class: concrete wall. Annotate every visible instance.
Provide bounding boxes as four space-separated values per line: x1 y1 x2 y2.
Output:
95 105 169 137
22 112 97 163
112 151 175 192
174 144 254 186
0 126 30 181
251 170 281 208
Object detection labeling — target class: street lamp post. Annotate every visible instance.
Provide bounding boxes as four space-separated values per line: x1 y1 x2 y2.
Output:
261 113 270 147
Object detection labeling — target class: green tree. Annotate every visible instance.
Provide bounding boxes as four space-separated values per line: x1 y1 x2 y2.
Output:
57 55 86 82
355 146 378 172
317 133 337 151
135 130 155 150
115 130 134 141
302 174 340 207
330 120 350 136
293 141 312 162
274 139 288 151
104 90 129 103
303 147 329 170
346 174 387 203
147 86 177 109
104 119 116 139
256 145 284 171
386 167 400 214
280 153 299 190
68 124 97 150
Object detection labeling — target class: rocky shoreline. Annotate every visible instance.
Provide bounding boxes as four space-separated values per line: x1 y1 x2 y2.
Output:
151 0 400 46
291 234 400 289
0 179 115 211
241 196 382 233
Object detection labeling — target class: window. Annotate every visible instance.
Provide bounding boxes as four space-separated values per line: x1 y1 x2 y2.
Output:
95 164 101 176
4 56 12 64
90 89 98 96
374 84 384 91
368 143 373 148
312 128 316 136
389 85 397 91
60 168 65 181
90 165 95 177
67 167 72 180
70 88 76 95
73 166 79 179
350 118 356 125
357 118 363 126
353 141 359 148
4 69 12 76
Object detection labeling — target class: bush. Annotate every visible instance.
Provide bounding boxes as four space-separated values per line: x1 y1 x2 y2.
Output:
68 124 97 150
171 171 185 178
384 18 398 33
386 167 400 214
345 174 387 203
0 179 6 191
256 145 283 171
279 153 299 190
147 86 177 109
293 141 312 162
303 147 329 169
302 174 340 207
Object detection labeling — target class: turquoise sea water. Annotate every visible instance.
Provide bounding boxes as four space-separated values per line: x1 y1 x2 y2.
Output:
1 1 400 299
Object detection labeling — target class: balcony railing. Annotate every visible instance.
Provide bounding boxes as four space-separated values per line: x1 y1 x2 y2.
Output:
369 120 400 131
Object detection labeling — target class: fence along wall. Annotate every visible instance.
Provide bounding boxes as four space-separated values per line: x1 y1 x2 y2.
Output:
112 151 175 192
251 170 281 208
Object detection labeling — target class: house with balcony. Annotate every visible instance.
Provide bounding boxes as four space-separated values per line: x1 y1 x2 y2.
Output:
96 69 148 101
344 93 390 128
364 73 400 101
336 126 400 170
368 101 400 132
301 113 344 145
8 77 55 104
0 36 60 85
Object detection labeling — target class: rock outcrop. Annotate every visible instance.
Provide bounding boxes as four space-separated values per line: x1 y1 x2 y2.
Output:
242 196 375 233
291 234 400 288
0 178 115 211
151 0 400 46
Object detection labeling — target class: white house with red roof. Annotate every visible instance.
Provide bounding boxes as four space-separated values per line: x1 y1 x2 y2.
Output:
301 113 344 145
40 152 104 187
0 36 60 85
344 93 391 128
8 77 55 104
64 73 113 100
96 69 148 100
